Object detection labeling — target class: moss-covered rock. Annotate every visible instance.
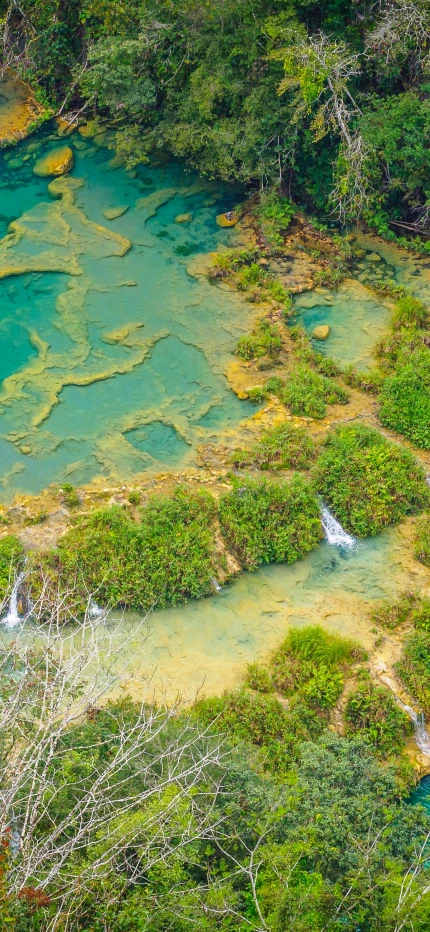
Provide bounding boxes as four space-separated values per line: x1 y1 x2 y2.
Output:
33 146 74 177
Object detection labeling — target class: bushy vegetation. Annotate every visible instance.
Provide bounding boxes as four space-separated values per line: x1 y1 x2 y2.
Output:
415 513 430 567
396 631 430 717
375 296 430 449
280 364 348 418
5 0 430 232
314 424 430 537
345 674 413 755
236 318 282 361
230 421 316 471
218 475 321 570
46 487 219 611
0 534 24 599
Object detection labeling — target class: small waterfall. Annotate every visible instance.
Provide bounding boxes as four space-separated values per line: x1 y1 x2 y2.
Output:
89 600 104 618
1 571 26 629
397 698 430 755
211 577 223 593
320 505 356 549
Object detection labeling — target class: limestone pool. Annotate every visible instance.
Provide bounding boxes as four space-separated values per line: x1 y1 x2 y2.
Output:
0 126 255 501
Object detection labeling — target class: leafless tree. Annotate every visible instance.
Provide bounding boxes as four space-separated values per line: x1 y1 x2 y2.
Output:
275 33 372 221
366 0 430 65
0 578 227 930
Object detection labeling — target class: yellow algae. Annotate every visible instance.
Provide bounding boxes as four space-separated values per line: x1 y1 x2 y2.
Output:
33 145 74 177
0 75 45 145
136 187 178 221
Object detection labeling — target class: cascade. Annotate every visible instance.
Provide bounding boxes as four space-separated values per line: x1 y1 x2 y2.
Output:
320 504 356 549
1 571 26 628
396 697 430 755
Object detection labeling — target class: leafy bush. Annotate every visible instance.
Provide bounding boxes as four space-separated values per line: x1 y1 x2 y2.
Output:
314 424 430 537
255 191 295 247
230 422 316 471
396 631 430 716
345 677 413 755
280 364 349 419
379 350 430 449
0 536 24 600
372 591 420 629
218 475 321 570
415 513 430 567
270 626 360 704
393 295 428 329
236 319 282 360
49 487 218 611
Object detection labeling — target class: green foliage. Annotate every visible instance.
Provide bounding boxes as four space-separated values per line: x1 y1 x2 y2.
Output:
61 482 80 508
270 626 361 708
314 424 430 537
372 591 421 630
254 190 295 247
378 349 430 449
230 422 316 471
396 631 430 717
52 487 218 610
279 363 349 418
415 513 430 567
218 475 321 570
0 535 24 599
127 489 141 505
236 318 282 360
345 675 413 755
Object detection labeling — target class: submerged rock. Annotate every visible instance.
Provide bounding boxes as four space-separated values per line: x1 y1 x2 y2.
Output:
102 205 129 221
216 211 239 228
174 212 193 224
33 146 74 177
312 324 330 340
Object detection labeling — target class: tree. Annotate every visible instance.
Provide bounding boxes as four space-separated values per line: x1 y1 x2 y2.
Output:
0 582 226 929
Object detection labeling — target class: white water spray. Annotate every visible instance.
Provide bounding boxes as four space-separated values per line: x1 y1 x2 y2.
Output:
211 577 223 593
320 505 356 549
397 698 430 756
1 571 26 629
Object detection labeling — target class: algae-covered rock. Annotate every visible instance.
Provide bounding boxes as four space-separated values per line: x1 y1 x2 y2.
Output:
8 158 23 170
102 206 129 221
312 324 330 340
33 146 74 178
174 212 193 224
216 211 239 228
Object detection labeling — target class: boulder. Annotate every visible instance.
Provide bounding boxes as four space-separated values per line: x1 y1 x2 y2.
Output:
174 212 193 223
33 146 74 177
216 211 238 228
102 206 129 221
312 324 330 340
367 252 382 262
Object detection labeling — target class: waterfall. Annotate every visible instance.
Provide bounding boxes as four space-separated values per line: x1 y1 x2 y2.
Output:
397 698 430 755
320 504 356 549
1 571 26 629
211 577 223 593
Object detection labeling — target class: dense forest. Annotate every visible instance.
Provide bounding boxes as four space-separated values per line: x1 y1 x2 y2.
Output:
1 2 430 930
1 0 430 234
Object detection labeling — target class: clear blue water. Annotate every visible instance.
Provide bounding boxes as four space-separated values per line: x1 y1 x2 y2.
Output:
0 126 254 501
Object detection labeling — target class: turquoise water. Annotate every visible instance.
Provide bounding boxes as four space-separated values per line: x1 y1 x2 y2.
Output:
0 127 254 501
410 776 430 815
294 238 430 369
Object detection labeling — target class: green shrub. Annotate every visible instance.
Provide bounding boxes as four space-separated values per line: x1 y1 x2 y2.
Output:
255 191 295 247
379 351 430 449
270 626 360 701
128 490 141 505
314 424 430 537
51 487 218 611
62 482 80 508
415 513 430 567
230 422 316 471
236 319 282 360
245 662 272 693
372 591 420 629
393 295 428 329
344 677 413 755
218 475 321 570
0 536 25 600
280 364 349 419
396 631 430 716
